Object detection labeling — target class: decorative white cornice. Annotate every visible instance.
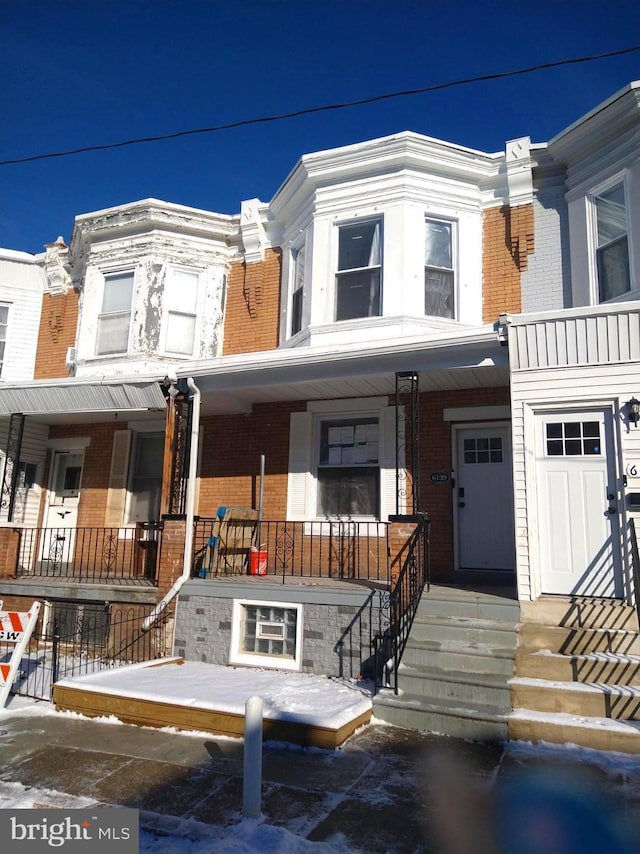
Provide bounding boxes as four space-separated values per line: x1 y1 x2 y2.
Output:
239 199 269 263
43 236 73 294
505 137 533 207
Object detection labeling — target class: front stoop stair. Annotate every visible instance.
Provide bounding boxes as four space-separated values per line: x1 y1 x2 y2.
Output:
509 597 640 754
373 586 519 740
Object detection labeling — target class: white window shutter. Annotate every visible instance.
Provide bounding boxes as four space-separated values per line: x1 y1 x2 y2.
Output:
380 405 405 519
287 411 313 520
105 429 132 526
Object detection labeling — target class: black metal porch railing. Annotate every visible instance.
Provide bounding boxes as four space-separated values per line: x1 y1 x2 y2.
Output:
0 601 173 702
13 523 162 584
374 514 430 693
191 518 391 584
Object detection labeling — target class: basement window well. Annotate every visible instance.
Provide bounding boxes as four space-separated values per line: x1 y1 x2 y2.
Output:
230 600 303 671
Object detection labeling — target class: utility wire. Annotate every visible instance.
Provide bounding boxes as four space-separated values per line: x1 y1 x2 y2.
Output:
2 44 639 166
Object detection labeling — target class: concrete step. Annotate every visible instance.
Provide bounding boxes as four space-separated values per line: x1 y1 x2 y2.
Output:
510 676 640 720
373 689 509 741
397 664 511 708
509 708 640 754
402 638 515 676
516 649 640 685
517 622 640 656
418 587 520 623
520 597 639 631
410 614 518 647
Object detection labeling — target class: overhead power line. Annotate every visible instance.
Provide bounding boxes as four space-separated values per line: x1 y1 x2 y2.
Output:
1 44 639 167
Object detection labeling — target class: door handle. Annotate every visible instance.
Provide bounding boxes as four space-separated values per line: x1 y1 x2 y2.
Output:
607 505 617 515
458 502 465 508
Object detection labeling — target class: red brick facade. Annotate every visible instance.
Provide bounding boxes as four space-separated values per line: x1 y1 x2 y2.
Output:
482 204 534 323
34 291 79 379
222 249 282 355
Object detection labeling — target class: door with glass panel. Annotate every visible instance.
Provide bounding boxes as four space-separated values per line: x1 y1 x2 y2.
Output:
456 426 514 571
536 410 622 597
39 451 84 574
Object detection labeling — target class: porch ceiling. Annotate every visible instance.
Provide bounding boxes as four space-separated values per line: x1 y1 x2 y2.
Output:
196 364 510 415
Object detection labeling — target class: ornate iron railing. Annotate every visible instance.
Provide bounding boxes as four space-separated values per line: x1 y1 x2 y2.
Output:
11 523 162 583
192 518 391 584
374 514 430 693
1 602 173 701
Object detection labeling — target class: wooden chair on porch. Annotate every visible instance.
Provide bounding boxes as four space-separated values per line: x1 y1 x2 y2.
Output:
201 506 260 576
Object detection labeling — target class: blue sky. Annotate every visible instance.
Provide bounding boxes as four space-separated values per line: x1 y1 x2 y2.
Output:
1 0 639 254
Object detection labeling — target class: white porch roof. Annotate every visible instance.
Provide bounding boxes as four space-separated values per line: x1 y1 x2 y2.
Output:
0 326 509 422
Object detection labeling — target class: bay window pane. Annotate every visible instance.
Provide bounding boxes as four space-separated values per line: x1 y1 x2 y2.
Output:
97 313 130 355
596 185 626 244
425 220 452 268
338 221 381 271
102 273 134 312
166 312 196 355
425 269 454 318
336 269 381 321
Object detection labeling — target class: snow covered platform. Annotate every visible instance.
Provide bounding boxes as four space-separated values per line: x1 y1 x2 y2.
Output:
51 658 373 748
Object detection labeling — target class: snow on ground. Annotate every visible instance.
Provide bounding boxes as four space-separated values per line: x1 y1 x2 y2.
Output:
54 659 373 727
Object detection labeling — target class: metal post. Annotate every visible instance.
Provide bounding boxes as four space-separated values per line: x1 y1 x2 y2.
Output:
243 696 263 818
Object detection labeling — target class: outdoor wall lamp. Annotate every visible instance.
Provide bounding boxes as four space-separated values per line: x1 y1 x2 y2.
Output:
627 397 640 427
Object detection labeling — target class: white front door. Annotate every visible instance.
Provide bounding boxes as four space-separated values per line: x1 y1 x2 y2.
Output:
456 425 515 571
536 409 622 597
40 451 84 573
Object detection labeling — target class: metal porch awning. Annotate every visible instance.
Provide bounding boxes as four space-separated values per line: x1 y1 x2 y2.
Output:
0 380 167 416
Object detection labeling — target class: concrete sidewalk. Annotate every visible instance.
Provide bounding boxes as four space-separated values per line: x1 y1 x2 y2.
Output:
1 706 640 853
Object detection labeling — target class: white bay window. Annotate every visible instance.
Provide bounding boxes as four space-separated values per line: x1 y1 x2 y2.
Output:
335 220 382 321
165 269 199 355
425 218 455 318
97 272 134 356
593 182 631 302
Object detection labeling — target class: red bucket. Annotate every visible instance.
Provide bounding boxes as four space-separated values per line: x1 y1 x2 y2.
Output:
249 549 267 576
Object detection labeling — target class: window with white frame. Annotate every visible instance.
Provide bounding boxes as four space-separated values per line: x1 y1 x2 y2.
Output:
290 245 305 336
287 400 399 523
317 416 380 517
126 432 164 523
425 218 455 318
96 271 134 355
230 599 303 670
165 269 199 355
593 182 631 302
0 303 9 376
335 220 382 321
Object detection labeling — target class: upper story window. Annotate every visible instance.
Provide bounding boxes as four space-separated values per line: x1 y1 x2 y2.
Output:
96 272 134 356
425 218 455 318
335 220 382 321
0 303 9 376
291 246 305 336
165 269 199 355
594 182 630 302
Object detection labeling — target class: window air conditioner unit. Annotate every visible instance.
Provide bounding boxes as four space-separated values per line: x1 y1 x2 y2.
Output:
65 347 77 369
